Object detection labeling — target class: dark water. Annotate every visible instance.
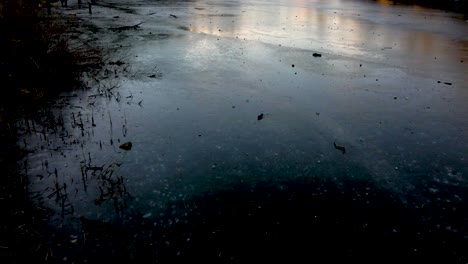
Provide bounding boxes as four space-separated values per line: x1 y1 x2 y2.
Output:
17 0 467 261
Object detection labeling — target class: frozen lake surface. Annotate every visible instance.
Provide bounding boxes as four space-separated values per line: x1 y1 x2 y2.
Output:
18 0 467 261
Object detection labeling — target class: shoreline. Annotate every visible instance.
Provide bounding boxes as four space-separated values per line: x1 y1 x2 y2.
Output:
390 0 468 13
0 2 103 261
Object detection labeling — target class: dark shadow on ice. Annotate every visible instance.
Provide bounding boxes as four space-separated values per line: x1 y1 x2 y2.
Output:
47 167 467 263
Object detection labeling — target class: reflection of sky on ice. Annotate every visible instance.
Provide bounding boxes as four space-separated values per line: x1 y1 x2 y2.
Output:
19 0 468 224
183 0 467 80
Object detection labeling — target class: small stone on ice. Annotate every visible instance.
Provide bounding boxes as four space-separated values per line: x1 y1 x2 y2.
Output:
119 142 132 150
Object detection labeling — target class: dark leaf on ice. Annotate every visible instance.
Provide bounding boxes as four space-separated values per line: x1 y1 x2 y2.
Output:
170 14 178 18
333 142 346 154
257 113 264 120
119 142 132 150
313 53 322 57
109 61 125 66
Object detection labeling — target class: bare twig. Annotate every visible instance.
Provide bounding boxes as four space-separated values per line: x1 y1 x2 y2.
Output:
109 22 143 32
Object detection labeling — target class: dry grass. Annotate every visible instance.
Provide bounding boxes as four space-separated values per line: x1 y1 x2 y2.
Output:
0 1 101 112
